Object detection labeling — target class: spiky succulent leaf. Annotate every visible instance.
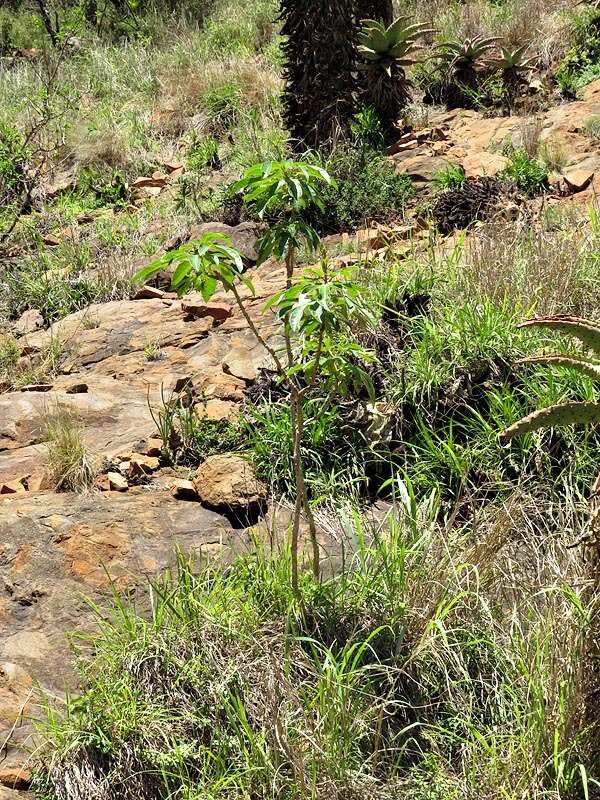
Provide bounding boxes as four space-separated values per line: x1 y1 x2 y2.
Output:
519 316 600 357
493 44 536 70
499 401 600 443
517 355 600 382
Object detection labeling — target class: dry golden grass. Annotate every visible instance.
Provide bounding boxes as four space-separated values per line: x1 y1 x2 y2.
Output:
45 407 96 492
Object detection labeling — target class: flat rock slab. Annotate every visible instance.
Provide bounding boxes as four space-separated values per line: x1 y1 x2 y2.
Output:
0 491 238 788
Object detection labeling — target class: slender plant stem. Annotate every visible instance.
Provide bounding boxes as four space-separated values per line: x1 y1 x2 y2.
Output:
229 283 284 373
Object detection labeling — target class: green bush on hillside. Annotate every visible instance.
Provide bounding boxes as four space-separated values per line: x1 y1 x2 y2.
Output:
313 147 414 233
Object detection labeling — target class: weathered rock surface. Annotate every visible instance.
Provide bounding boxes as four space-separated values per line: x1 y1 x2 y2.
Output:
194 454 267 510
0 491 238 792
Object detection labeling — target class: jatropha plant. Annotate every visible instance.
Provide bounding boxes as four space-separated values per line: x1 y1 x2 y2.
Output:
136 160 374 597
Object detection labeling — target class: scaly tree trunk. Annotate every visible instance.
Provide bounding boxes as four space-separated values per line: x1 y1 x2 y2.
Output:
355 0 393 25
280 0 356 151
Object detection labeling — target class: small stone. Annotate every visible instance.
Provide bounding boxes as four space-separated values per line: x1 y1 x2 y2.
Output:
563 169 595 192
95 474 111 492
0 765 31 790
65 382 88 394
146 438 164 457
0 481 26 496
195 398 239 421
170 479 198 501
14 308 44 335
128 454 160 477
42 233 62 246
133 285 165 300
462 152 509 178
222 348 258 383
181 297 233 322
107 472 128 491
163 160 185 173
194 454 266 510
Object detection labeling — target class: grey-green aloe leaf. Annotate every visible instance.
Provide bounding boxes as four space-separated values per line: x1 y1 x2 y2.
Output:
499 401 600 444
519 315 600 356
517 355 600 382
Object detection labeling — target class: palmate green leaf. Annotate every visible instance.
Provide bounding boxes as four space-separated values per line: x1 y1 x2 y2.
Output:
133 260 164 285
499 402 600 443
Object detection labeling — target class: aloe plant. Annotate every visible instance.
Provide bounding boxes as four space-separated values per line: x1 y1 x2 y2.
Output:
438 34 499 109
357 16 433 138
493 44 536 107
499 316 600 444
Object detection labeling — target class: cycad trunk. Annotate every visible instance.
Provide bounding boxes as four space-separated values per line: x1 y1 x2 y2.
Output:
280 0 356 151
355 0 394 24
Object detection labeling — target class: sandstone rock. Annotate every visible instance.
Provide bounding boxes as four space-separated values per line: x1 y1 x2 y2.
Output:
201 372 247 402
133 285 165 300
187 222 259 263
356 228 389 252
19 383 53 393
194 454 266 510
25 300 212 369
128 455 160 477
462 152 509 178
0 765 31 790
146 438 164 457
107 472 128 491
222 347 258 382
64 383 88 394
170 479 198 500
14 310 43 335
181 297 233 322
0 481 26 496
195 398 239 421
563 169 594 192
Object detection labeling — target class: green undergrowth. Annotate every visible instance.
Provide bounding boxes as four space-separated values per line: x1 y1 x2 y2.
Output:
34 495 595 800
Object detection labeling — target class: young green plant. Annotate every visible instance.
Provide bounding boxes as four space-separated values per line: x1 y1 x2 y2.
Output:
136 160 373 596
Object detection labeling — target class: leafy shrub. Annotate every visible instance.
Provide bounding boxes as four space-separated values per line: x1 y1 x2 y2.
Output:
246 396 372 500
312 147 414 233
350 106 385 152
0 122 29 200
186 133 221 171
556 9 600 96
433 163 466 190
76 165 129 209
499 147 548 196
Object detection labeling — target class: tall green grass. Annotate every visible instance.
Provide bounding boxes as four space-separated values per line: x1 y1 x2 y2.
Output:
34 487 596 800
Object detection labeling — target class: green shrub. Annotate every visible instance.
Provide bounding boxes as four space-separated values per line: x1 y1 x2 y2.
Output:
312 147 414 233
76 165 129 209
556 9 600 96
433 163 466 191
246 397 371 500
499 147 549 197
0 122 28 200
